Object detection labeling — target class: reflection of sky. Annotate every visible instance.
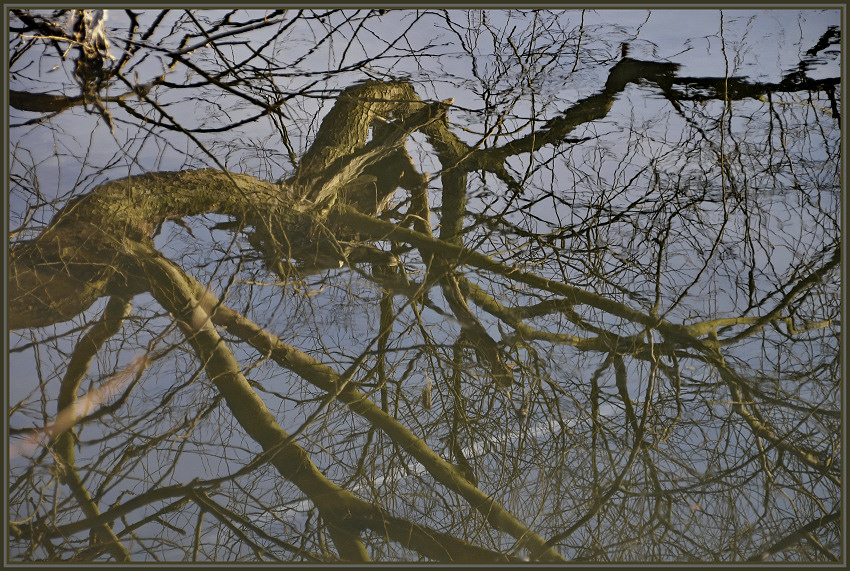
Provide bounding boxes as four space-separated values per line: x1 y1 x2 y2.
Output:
7 9 840 561
584 9 840 80
9 10 840 203
253 399 621 529
9 6 840 436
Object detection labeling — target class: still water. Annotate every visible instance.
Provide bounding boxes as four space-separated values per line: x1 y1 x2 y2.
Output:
8 9 841 563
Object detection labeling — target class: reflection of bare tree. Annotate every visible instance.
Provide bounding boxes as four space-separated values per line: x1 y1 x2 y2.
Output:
8 9 840 563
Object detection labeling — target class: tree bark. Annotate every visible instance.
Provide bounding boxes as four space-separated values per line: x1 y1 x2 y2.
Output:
9 81 448 331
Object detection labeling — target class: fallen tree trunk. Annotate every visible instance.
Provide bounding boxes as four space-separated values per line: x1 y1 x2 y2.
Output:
9 81 449 331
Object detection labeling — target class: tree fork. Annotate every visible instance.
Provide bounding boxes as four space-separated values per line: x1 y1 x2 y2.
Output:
125 240 523 562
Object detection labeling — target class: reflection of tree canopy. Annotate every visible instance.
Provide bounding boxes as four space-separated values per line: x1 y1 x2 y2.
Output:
7 9 841 563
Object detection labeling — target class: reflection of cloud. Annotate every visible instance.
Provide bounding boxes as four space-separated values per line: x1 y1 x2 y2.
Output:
465 401 619 457
253 402 620 527
9 353 148 460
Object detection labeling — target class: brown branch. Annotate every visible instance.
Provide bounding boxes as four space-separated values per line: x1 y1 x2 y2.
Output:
51 296 133 562
126 240 524 562
9 90 84 113
746 510 840 562
192 276 566 561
